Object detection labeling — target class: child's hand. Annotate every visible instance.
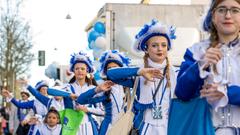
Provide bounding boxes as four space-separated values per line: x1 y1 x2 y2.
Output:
70 93 78 100
1 89 11 98
139 68 163 81
95 81 114 93
10 128 14 134
28 117 38 125
76 105 88 113
21 119 29 126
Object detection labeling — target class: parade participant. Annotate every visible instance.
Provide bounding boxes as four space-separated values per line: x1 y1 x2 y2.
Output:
15 91 31 135
76 50 130 135
175 0 240 134
24 80 65 111
107 19 178 135
2 81 49 135
31 108 62 135
46 51 104 135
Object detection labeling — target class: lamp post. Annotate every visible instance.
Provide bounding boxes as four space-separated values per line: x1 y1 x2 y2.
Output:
66 14 71 19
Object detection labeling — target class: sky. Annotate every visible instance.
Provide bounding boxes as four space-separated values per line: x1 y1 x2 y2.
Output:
17 0 192 85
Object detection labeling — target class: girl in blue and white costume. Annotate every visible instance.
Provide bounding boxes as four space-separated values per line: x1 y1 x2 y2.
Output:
107 19 178 135
2 81 49 135
47 51 104 135
31 109 62 135
175 0 240 134
25 80 65 111
76 50 130 135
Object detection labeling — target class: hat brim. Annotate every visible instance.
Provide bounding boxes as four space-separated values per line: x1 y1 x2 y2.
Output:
139 33 171 51
71 60 94 73
36 85 49 91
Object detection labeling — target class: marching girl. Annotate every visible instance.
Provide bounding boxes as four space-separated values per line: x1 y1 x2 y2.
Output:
31 108 62 135
45 51 104 135
106 19 178 135
175 0 240 134
76 50 131 135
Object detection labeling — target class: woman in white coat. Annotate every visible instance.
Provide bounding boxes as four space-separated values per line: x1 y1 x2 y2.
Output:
175 0 240 134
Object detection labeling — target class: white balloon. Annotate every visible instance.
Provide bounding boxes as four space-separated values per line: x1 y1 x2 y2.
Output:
92 48 103 59
95 36 106 49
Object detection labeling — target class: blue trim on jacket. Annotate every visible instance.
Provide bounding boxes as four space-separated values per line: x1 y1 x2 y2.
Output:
87 113 99 135
107 67 151 134
99 101 112 135
176 48 240 106
107 67 142 100
227 85 240 106
77 88 108 105
46 85 73 109
175 49 204 101
11 98 34 109
107 67 139 88
16 100 30 121
47 88 71 97
27 85 50 108
27 125 35 135
77 88 112 135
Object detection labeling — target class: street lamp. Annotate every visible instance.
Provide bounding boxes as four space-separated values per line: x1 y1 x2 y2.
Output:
65 14 71 19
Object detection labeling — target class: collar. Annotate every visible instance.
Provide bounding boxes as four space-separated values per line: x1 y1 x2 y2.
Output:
75 80 87 87
228 36 239 47
222 36 240 47
147 58 166 69
46 124 58 131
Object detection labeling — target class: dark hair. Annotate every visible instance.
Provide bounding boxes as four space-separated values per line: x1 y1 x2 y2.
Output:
104 61 124 102
103 61 122 76
44 108 61 124
20 91 30 98
69 76 98 86
103 61 124 103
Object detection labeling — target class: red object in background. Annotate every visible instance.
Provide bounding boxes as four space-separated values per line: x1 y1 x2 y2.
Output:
66 69 72 76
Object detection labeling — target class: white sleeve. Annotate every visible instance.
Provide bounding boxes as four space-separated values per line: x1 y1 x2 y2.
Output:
190 42 211 79
31 123 43 135
207 84 228 112
87 103 105 116
6 93 14 102
198 60 211 79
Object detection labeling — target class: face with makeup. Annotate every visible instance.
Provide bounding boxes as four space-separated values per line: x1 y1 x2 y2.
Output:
73 63 88 80
146 36 168 64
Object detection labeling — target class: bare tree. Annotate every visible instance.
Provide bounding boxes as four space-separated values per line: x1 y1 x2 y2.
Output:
0 0 34 90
